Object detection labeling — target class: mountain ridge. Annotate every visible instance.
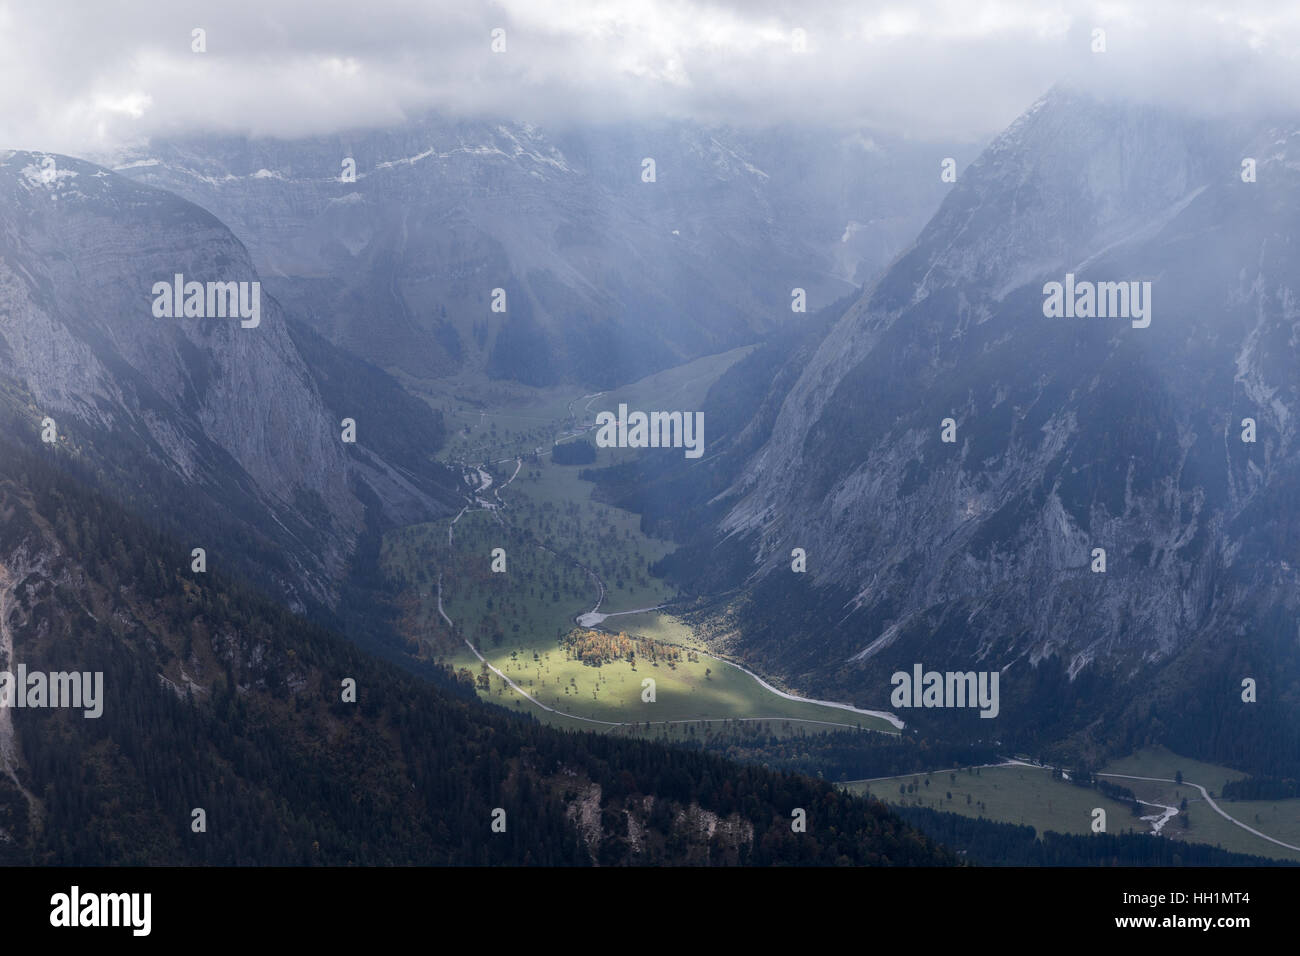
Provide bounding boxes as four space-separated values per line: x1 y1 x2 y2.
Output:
108 115 965 388
0 149 463 612
593 87 1300 773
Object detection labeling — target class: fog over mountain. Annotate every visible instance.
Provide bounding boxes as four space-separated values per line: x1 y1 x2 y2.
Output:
624 86 1300 774
8 0 1300 152
0 0 1298 892
108 118 961 385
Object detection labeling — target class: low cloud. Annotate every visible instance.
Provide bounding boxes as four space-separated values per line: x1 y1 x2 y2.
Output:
0 0 1297 154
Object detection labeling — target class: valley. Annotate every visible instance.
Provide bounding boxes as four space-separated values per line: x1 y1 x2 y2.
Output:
381 348 901 738
381 345 1299 868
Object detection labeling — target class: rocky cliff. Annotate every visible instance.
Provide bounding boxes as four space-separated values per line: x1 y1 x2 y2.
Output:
0 150 459 609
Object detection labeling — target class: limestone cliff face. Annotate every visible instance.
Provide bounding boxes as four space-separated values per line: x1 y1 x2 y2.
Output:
686 89 1300 727
0 150 451 607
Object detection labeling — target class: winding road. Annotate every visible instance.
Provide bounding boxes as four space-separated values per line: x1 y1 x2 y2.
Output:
432 383 905 733
440 416 1297 854
434 450 902 734
1097 771 1300 853
847 761 1299 855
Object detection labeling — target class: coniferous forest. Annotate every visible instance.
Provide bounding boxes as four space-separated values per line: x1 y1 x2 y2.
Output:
0 434 951 866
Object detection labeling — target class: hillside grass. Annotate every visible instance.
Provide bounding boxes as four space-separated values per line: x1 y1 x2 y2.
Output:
847 749 1300 862
847 765 1143 838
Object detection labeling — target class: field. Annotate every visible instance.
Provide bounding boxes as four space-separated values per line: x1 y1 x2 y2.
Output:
1099 746 1300 862
848 764 1143 838
446 625 897 732
847 748 1300 862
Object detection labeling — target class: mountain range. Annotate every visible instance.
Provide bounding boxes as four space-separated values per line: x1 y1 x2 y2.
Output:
108 117 961 387
0 124 963 864
3 82 1297 865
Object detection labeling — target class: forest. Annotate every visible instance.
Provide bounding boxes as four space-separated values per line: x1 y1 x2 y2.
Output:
0 429 952 866
893 807 1295 867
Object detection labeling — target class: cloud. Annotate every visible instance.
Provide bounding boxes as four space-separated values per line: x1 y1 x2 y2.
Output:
0 0 1296 154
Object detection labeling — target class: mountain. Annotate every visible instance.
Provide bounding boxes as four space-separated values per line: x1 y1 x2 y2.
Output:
0 144 960 868
109 118 961 388
0 150 464 612
0 431 953 866
598 87 1300 773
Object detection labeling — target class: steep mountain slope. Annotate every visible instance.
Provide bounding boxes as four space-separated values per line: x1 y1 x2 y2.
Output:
0 431 952 866
110 118 959 387
621 88 1300 771
0 150 463 611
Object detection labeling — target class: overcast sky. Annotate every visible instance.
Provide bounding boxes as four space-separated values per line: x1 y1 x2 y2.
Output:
1 0 1296 155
